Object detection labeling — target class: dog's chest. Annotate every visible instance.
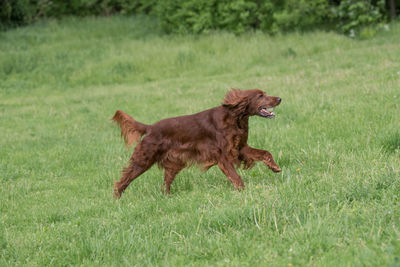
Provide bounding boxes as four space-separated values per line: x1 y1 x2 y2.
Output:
220 117 248 159
225 131 246 160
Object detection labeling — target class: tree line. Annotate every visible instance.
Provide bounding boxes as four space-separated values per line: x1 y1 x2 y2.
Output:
1 0 398 37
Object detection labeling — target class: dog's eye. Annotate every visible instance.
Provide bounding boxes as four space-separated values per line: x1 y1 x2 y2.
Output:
258 94 264 98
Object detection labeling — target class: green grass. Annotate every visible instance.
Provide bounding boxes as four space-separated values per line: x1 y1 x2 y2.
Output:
1 16 400 266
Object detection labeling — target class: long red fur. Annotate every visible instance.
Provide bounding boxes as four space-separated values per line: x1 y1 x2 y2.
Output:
112 110 147 147
112 89 282 198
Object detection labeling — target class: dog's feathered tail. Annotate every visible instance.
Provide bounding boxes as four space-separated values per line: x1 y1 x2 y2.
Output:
112 110 148 147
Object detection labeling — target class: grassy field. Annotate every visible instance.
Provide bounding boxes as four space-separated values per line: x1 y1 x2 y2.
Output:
1 16 399 266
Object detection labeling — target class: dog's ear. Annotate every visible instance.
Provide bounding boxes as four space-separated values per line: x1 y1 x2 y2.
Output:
222 88 249 107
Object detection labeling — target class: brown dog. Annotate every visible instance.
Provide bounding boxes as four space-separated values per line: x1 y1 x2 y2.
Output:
112 89 282 197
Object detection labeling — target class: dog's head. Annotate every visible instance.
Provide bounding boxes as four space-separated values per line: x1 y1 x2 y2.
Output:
223 89 281 118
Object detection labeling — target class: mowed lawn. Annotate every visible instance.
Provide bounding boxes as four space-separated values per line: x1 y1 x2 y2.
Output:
0 16 399 266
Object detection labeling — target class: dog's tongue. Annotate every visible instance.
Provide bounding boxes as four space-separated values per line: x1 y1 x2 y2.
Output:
261 108 275 118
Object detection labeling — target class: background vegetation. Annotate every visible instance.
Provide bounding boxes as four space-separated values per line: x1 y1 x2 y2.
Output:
0 16 399 265
1 0 399 36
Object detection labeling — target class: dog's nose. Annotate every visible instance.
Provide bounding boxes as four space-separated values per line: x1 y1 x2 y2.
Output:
277 97 282 103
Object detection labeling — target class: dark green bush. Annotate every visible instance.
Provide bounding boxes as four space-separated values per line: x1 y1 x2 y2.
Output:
157 0 388 36
332 0 386 37
0 0 391 36
156 0 216 34
157 0 271 34
215 0 260 34
157 0 333 34
1 0 34 28
0 0 157 28
272 0 332 32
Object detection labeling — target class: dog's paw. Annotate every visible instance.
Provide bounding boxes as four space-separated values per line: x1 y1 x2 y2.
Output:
271 166 282 173
113 181 122 199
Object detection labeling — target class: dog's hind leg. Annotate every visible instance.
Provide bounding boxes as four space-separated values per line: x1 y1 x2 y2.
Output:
113 140 158 198
114 162 152 198
163 166 184 194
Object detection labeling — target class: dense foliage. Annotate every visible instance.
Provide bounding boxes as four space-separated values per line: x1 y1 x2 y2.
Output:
0 0 157 29
0 0 398 36
333 0 386 37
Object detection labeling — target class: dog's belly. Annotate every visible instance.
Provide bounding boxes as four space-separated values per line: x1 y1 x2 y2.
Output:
159 140 220 168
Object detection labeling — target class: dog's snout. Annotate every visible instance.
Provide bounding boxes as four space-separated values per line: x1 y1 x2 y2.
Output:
277 97 282 103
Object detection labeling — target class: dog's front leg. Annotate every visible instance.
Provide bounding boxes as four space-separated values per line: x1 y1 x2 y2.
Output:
217 158 245 190
240 146 281 172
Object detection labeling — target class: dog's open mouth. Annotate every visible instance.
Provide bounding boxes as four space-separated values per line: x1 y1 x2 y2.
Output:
259 107 275 118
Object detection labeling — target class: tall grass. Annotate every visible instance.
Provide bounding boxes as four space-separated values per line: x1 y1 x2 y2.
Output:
1 16 399 266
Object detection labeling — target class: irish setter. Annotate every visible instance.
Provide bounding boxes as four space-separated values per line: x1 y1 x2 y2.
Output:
112 89 282 198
